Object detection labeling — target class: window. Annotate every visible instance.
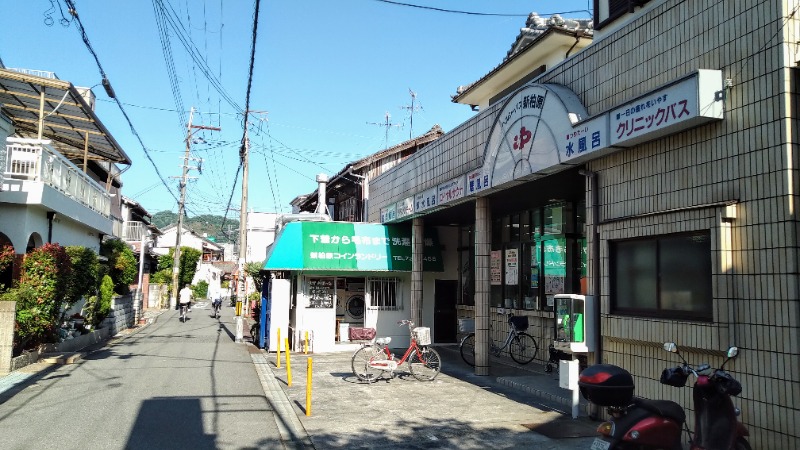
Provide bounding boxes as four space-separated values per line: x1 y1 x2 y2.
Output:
611 231 712 320
369 278 401 310
595 0 653 30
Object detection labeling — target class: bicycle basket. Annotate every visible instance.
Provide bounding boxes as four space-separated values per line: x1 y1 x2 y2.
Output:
509 316 529 331
413 327 432 346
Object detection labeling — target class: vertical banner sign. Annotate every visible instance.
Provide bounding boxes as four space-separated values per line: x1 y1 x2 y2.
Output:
490 250 502 285
505 248 519 285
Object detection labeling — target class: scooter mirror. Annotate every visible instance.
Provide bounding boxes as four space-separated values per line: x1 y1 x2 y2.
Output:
727 347 739 358
664 342 677 353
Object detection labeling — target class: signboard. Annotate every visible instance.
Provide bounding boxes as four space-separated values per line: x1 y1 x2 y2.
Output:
505 248 518 285
414 187 438 212
490 250 502 285
380 203 397 222
437 176 465 205
609 69 724 147
307 278 334 308
466 169 490 196
263 221 444 272
396 197 414 219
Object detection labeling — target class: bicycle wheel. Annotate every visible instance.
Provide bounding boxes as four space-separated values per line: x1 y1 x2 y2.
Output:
409 347 441 381
351 345 384 382
509 332 538 364
460 333 476 366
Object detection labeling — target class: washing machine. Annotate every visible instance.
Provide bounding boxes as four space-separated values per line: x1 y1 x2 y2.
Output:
344 294 365 322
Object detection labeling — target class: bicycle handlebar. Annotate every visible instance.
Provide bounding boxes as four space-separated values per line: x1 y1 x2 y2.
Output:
397 319 415 328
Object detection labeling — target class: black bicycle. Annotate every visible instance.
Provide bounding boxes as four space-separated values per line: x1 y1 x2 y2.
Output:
459 313 538 366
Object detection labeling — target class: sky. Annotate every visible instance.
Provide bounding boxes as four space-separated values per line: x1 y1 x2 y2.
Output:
0 0 592 219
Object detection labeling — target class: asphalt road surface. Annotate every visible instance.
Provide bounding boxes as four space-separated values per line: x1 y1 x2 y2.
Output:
0 305 285 450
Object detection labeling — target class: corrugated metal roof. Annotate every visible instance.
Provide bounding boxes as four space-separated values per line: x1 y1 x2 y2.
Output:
0 68 131 165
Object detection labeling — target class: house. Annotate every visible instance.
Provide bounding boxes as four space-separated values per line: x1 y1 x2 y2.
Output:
153 223 225 299
365 1 795 447
291 124 444 222
0 67 131 280
120 196 162 317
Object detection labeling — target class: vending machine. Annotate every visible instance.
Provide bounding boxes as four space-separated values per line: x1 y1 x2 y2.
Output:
553 294 596 354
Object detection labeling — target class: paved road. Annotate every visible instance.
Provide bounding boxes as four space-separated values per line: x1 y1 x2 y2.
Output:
0 306 284 450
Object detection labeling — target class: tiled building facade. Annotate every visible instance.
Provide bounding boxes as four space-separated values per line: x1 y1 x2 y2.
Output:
368 1 800 447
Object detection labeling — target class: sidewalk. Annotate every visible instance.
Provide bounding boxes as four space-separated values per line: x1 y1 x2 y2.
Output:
251 343 600 450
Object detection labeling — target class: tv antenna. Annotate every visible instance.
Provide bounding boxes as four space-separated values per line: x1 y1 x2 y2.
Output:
367 111 401 149
400 89 423 139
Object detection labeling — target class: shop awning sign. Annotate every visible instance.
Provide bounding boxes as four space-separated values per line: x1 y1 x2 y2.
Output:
263 221 443 272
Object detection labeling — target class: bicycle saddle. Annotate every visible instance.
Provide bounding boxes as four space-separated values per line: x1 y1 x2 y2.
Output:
376 337 392 345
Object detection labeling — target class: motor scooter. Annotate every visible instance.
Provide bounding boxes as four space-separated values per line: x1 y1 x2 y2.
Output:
578 343 751 450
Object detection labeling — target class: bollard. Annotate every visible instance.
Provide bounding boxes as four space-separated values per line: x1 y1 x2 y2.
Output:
276 328 282 369
304 331 308 354
306 358 313 416
285 337 292 387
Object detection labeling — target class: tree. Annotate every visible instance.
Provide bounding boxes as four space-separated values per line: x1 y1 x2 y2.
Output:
100 239 137 294
152 247 201 294
244 261 266 293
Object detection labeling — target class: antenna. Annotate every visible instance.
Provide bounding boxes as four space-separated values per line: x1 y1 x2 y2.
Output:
400 89 423 139
367 111 401 149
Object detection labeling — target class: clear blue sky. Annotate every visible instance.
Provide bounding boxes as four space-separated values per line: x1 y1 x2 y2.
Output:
1 0 592 217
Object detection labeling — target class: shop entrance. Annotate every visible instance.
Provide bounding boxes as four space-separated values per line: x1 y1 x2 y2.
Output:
434 279 458 343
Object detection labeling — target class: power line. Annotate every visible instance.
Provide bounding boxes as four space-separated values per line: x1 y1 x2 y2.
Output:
62 0 181 208
369 0 591 17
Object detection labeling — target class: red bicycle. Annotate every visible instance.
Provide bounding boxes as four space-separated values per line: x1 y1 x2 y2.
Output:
351 320 441 382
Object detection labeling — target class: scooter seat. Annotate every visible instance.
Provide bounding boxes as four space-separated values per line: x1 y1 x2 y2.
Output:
634 398 686 423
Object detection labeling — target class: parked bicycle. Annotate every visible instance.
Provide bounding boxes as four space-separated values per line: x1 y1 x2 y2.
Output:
351 320 441 382
459 313 538 366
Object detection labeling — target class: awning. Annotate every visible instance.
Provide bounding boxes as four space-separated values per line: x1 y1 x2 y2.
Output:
263 221 443 272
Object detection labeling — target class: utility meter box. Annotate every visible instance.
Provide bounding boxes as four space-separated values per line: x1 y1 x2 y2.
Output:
553 294 596 354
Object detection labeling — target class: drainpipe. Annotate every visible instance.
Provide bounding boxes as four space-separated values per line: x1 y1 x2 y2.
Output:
46 211 56 243
566 30 587 58
579 169 601 365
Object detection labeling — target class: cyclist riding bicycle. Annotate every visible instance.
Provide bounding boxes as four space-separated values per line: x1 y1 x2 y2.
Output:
210 285 222 318
179 284 193 318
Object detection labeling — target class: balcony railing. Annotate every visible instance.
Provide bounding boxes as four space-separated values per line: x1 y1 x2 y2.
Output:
123 221 147 242
3 138 111 217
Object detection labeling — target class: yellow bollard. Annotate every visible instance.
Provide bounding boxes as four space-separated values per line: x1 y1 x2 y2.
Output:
285 337 292 387
306 358 313 416
276 328 281 369
304 331 309 354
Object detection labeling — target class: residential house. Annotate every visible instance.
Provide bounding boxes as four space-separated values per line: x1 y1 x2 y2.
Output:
154 224 224 298
0 67 131 280
120 196 161 316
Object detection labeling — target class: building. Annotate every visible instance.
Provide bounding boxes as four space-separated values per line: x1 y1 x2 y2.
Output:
120 196 161 318
154 224 225 297
0 67 131 280
365 1 797 447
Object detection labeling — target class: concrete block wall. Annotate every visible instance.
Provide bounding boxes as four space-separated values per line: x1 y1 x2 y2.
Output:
102 294 134 336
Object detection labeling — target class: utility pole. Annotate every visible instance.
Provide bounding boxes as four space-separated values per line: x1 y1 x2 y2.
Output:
170 107 221 309
237 112 250 320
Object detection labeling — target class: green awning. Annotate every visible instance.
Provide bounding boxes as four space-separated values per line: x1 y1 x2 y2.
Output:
263 221 443 272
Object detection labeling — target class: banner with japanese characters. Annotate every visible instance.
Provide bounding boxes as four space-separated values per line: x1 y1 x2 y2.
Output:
264 221 443 272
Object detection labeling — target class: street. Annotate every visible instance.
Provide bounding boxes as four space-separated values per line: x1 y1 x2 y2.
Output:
0 304 284 450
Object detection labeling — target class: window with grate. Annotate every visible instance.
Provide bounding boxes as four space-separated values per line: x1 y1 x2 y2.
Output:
368 277 401 310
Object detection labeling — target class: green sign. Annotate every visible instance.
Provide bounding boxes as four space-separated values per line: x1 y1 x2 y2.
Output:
263 221 443 272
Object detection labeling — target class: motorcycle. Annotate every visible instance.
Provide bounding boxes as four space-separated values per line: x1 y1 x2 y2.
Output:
578 342 750 450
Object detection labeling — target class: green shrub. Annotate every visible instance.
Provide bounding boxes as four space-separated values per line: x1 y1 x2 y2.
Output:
101 239 137 294
192 280 208 299
64 246 99 309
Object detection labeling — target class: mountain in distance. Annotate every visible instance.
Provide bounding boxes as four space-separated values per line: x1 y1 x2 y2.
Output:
151 211 238 244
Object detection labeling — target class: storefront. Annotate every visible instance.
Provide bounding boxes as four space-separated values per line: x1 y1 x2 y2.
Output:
260 220 443 353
